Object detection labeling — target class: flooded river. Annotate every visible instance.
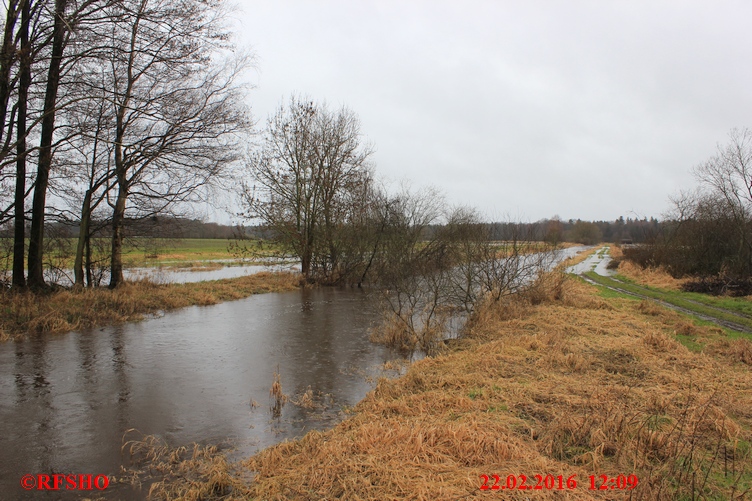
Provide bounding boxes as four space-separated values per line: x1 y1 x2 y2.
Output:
1 245 589 499
0 287 401 499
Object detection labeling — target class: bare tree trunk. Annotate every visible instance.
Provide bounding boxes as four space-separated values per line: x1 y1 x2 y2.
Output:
0 1 18 151
27 0 69 289
109 185 127 288
12 0 30 289
85 228 92 287
301 250 311 278
73 189 92 288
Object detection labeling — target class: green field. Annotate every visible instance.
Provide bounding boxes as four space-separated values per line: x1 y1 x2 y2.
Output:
0 238 290 271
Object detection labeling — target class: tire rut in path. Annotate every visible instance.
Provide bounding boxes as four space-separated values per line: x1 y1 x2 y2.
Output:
579 274 752 335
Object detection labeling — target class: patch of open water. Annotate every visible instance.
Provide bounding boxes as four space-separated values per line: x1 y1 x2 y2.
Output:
0 287 401 499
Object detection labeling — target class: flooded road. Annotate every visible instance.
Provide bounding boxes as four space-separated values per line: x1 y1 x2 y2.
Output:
0 287 400 499
566 245 614 276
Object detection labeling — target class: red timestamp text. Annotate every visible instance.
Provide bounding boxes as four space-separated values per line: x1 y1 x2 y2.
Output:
479 473 639 491
480 474 578 491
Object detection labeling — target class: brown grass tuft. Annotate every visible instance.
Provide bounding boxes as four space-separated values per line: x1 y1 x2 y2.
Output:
643 331 681 351
293 386 316 410
269 369 288 418
617 260 688 290
524 270 570 305
636 299 665 316
369 311 416 351
674 320 697 336
707 338 752 366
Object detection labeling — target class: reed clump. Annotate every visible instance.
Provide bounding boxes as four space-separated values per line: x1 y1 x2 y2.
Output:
269 369 288 418
0 272 300 340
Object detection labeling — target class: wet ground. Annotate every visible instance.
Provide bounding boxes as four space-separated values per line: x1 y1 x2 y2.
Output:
39 260 300 286
566 245 614 276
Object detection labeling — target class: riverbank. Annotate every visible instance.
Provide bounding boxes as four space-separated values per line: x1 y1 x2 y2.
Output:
143 270 752 500
0 271 300 341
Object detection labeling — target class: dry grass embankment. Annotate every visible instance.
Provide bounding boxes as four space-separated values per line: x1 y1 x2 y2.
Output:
130 271 752 500
0 272 300 341
239 276 752 500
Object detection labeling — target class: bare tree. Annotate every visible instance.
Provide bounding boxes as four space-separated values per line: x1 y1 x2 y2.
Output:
12 0 30 288
79 0 252 288
52 79 115 287
625 129 752 283
244 96 373 282
373 197 558 354
693 127 752 274
26 0 70 289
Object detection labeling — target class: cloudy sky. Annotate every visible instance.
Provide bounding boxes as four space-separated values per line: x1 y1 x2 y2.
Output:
229 1 752 222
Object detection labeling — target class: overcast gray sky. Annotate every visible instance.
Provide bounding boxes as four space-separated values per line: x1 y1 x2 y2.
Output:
229 1 752 222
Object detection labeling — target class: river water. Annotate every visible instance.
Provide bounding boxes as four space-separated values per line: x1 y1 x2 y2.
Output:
0 287 401 499
1 245 589 499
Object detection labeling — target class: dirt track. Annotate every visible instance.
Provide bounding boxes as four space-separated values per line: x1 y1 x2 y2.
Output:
569 246 752 335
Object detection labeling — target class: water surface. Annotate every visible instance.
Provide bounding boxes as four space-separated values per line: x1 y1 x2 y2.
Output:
0 287 399 499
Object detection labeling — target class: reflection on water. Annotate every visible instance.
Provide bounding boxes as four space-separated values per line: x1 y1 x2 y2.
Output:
0 287 400 500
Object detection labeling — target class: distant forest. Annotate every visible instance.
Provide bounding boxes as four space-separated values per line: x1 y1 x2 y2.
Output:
1 215 660 245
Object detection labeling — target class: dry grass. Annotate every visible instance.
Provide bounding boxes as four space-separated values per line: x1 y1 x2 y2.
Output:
294 386 316 410
0 271 300 340
121 271 752 500
240 275 752 500
370 305 449 356
369 310 417 352
615 256 688 291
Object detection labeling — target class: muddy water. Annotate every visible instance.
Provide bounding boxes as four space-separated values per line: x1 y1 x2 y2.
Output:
0 288 400 499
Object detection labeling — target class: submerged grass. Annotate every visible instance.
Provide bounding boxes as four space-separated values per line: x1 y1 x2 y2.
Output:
0 271 300 341
122 431 251 501
559 245 600 270
0 238 289 271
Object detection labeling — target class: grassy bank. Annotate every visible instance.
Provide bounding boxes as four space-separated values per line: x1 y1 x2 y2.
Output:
141 273 752 500
581 248 752 338
0 272 300 341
